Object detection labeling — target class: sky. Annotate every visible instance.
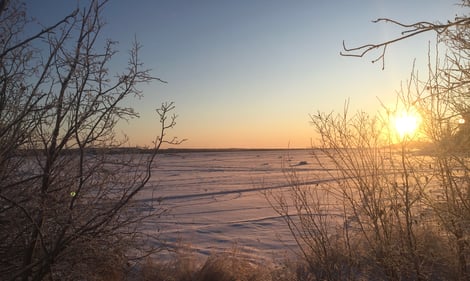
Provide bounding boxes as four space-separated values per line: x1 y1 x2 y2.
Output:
26 0 464 148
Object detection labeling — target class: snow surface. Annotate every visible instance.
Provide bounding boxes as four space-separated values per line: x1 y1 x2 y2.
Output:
136 149 336 263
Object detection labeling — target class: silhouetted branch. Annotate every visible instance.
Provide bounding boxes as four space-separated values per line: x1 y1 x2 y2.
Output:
0 8 78 60
341 17 470 69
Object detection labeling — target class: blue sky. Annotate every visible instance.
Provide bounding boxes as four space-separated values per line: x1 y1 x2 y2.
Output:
27 0 463 148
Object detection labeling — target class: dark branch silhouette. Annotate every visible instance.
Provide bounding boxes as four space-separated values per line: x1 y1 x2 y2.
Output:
341 17 470 69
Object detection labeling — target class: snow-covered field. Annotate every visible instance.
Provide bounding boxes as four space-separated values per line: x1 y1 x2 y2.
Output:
137 149 336 263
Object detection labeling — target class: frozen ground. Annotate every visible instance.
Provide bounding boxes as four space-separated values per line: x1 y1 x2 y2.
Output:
136 149 337 263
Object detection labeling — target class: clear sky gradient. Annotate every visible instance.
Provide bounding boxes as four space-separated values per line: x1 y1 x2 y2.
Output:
27 0 464 148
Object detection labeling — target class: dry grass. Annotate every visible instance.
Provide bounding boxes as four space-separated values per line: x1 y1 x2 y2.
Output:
51 225 465 281
135 251 271 281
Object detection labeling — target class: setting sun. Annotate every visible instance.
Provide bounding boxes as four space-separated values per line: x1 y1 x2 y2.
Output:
394 110 420 139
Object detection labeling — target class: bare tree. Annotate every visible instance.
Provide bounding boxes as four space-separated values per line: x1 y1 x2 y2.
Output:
0 1 181 280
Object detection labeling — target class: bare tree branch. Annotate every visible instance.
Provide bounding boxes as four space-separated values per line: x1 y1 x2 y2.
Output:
341 17 470 69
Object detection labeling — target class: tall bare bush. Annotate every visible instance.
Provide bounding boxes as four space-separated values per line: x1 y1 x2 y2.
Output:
268 101 439 280
0 1 180 280
269 1 470 280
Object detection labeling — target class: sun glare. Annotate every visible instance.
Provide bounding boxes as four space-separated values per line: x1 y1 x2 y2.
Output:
394 110 420 139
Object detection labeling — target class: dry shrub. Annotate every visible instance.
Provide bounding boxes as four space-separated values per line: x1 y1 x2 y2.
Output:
136 248 272 281
413 226 460 280
137 248 198 281
351 223 458 281
196 253 270 281
49 237 129 281
271 258 322 281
